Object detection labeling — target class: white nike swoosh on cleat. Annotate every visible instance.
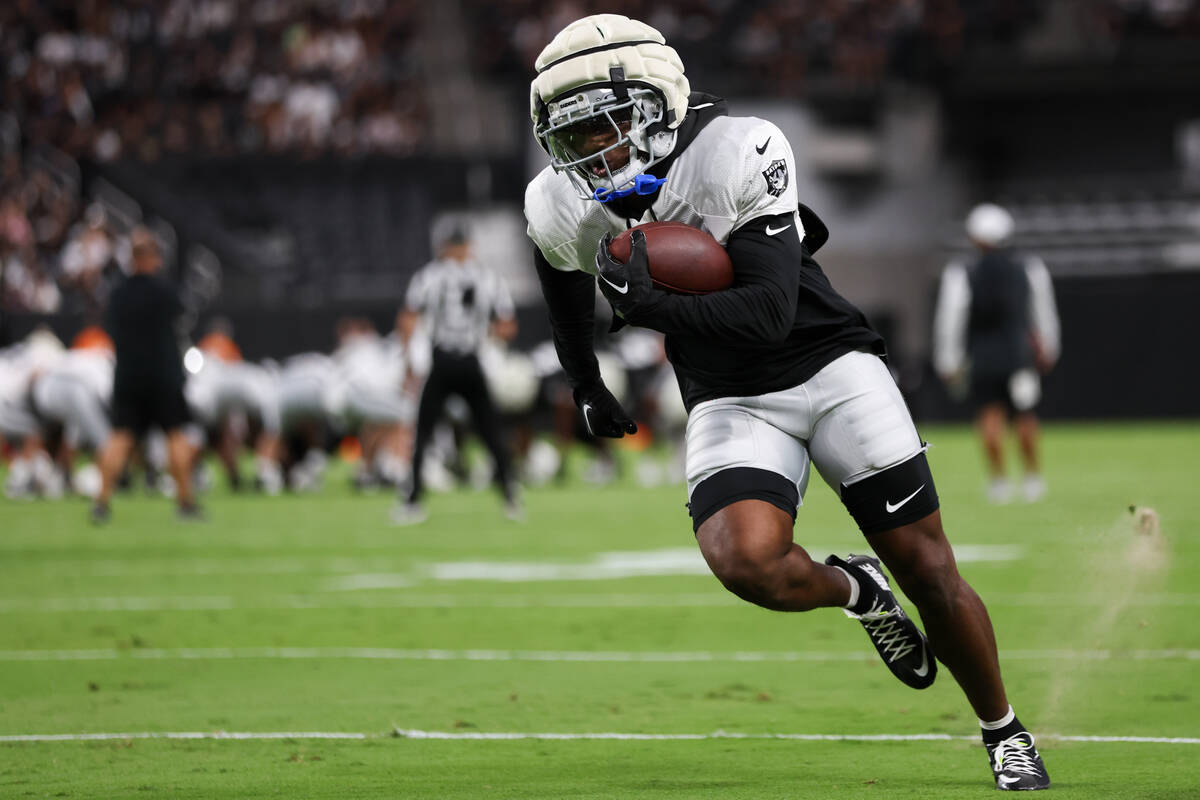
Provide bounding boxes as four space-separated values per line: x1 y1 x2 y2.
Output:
912 646 930 677
765 223 791 236
599 273 629 294
997 775 1021 787
885 484 926 513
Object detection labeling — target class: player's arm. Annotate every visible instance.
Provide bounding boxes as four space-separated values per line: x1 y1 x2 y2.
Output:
600 214 801 342
535 247 636 437
598 120 808 342
1024 255 1060 373
488 273 519 343
932 260 970 385
398 266 429 346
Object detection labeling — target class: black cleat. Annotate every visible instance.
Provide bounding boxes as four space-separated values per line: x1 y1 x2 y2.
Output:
176 502 207 522
89 502 111 526
987 732 1051 790
826 553 937 690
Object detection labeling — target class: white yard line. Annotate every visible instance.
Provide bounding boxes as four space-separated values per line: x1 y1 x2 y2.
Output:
5 591 1200 613
0 544 1025 584
1 729 1197 745
1 646 1198 663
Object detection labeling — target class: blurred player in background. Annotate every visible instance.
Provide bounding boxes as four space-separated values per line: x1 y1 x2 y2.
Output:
92 227 199 523
524 15 1048 790
1 328 64 498
392 228 521 524
186 325 283 495
331 317 411 490
276 349 341 492
29 328 114 485
934 203 1061 504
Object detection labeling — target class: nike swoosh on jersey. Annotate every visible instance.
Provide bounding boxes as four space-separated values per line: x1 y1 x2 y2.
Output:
599 273 629 295
885 484 926 513
755 137 771 154
765 223 791 236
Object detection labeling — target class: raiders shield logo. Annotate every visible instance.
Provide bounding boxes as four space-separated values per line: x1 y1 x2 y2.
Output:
762 159 788 197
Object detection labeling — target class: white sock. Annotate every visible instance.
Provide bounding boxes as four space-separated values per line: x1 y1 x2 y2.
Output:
979 705 1016 730
832 565 859 609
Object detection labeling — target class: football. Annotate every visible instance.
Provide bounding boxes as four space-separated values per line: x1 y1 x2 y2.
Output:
609 221 734 295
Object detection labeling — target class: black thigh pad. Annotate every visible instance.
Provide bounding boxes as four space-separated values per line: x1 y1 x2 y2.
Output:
688 467 798 533
840 451 939 535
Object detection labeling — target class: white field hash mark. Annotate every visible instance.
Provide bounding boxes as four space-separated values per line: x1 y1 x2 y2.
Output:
1 646 1199 663
1 729 1199 745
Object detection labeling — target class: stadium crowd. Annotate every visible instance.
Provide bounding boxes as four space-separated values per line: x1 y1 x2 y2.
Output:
2 0 426 163
5 1 1198 166
469 0 1200 93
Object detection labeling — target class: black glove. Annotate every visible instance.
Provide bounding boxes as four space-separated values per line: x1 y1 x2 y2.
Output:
573 381 637 438
595 230 659 325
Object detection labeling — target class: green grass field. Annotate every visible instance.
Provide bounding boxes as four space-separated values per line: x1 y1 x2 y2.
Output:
2 422 1199 798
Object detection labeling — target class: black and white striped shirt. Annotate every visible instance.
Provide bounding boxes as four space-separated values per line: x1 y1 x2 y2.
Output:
406 257 515 356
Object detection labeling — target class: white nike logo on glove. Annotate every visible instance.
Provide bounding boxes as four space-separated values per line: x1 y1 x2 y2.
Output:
581 403 595 435
885 484 926 513
599 272 629 294
765 223 791 236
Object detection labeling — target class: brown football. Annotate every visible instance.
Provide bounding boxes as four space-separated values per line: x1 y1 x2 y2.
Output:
609 221 733 295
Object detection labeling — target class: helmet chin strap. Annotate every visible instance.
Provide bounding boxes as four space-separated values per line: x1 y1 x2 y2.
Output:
593 173 666 203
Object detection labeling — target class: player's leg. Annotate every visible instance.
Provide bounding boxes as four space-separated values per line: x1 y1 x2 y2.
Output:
686 399 857 612
868 511 1005 717
165 427 199 513
687 396 935 687
977 401 1007 476
870 510 1048 789
810 352 1048 789
399 361 452 510
1013 411 1045 502
976 401 1011 503
696 498 851 612
94 429 135 518
459 357 518 507
160 382 200 516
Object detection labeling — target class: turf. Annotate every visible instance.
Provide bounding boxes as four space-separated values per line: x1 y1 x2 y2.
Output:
2 422 1199 798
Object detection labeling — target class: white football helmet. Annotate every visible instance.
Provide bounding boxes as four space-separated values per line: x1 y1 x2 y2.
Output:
965 203 1015 247
530 14 690 202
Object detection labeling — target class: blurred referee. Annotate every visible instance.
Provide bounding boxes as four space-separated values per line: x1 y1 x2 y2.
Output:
391 229 521 524
91 227 200 523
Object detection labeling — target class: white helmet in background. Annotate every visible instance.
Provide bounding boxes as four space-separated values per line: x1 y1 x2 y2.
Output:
965 203 1015 247
530 14 690 202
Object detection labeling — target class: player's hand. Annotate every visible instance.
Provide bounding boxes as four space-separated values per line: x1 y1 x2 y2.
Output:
573 381 637 438
595 230 658 324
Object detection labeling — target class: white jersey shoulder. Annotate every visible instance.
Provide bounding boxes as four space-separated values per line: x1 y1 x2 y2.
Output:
525 115 800 275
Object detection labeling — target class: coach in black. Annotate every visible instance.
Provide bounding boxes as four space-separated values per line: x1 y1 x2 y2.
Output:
91 227 199 523
391 229 521 524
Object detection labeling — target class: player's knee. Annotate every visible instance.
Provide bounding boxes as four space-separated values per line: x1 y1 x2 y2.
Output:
703 534 822 612
892 545 961 613
709 549 796 610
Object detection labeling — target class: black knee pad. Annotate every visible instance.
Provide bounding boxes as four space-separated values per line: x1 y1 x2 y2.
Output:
840 450 939 535
688 467 798 533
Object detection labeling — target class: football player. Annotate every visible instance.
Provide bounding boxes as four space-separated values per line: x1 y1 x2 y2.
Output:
524 14 1049 791
934 203 1061 504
